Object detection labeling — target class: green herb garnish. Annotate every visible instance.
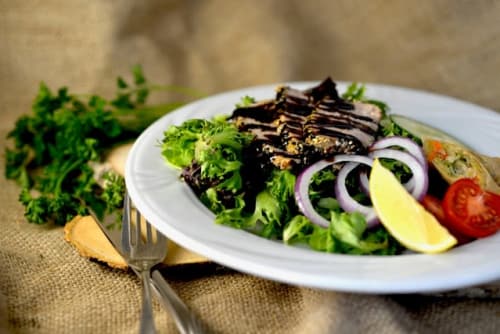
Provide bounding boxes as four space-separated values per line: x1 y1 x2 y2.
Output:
5 65 199 225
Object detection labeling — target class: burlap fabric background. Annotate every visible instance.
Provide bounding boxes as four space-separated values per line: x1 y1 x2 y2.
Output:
1 1 500 333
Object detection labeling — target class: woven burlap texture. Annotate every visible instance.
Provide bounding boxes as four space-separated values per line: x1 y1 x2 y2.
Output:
1 1 500 333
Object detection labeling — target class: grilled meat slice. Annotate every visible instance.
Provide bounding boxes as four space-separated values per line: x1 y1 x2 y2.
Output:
304 100 382 156
275 88 310 158
229 99 289 169
229 78 383 171
230 99 279 141
302 76 340 101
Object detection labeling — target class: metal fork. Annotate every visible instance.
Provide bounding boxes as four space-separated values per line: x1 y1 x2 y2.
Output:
121 191 167 334
92 191 205 333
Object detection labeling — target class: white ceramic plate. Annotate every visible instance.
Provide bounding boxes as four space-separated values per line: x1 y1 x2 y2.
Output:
125 81 500 294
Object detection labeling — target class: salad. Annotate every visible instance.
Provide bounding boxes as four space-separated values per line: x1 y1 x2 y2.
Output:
160 78 500 255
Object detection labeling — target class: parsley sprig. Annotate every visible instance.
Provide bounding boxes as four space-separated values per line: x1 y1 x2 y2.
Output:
5 65 200 225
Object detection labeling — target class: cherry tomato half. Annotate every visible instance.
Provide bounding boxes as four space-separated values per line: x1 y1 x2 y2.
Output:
422 195 447 222
421 195 474 244
442 178 500 238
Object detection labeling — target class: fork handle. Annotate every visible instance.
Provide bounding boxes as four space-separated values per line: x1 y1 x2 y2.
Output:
139 270 157 334
150 269 203 334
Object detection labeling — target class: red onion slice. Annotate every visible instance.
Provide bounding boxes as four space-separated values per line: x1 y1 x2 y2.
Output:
369 136 427 168
294 146 428 229
368 148 428 201
359 171 370 196
295 160 336 227
332 154 375 166
334 162 379 228
294 155 374 228
361 136 426 197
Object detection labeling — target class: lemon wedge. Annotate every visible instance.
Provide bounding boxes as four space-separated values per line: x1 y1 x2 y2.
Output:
369 159 457 254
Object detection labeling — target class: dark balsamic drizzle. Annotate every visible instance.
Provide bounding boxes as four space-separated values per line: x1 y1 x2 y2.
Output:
229 77 382 171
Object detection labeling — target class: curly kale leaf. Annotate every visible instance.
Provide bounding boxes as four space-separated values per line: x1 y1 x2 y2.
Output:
283 212 400 255
214 169 297 239
162 118 254 215
249 169 297 238
378 116 422 144
235 95 256 108
161 119 211 168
